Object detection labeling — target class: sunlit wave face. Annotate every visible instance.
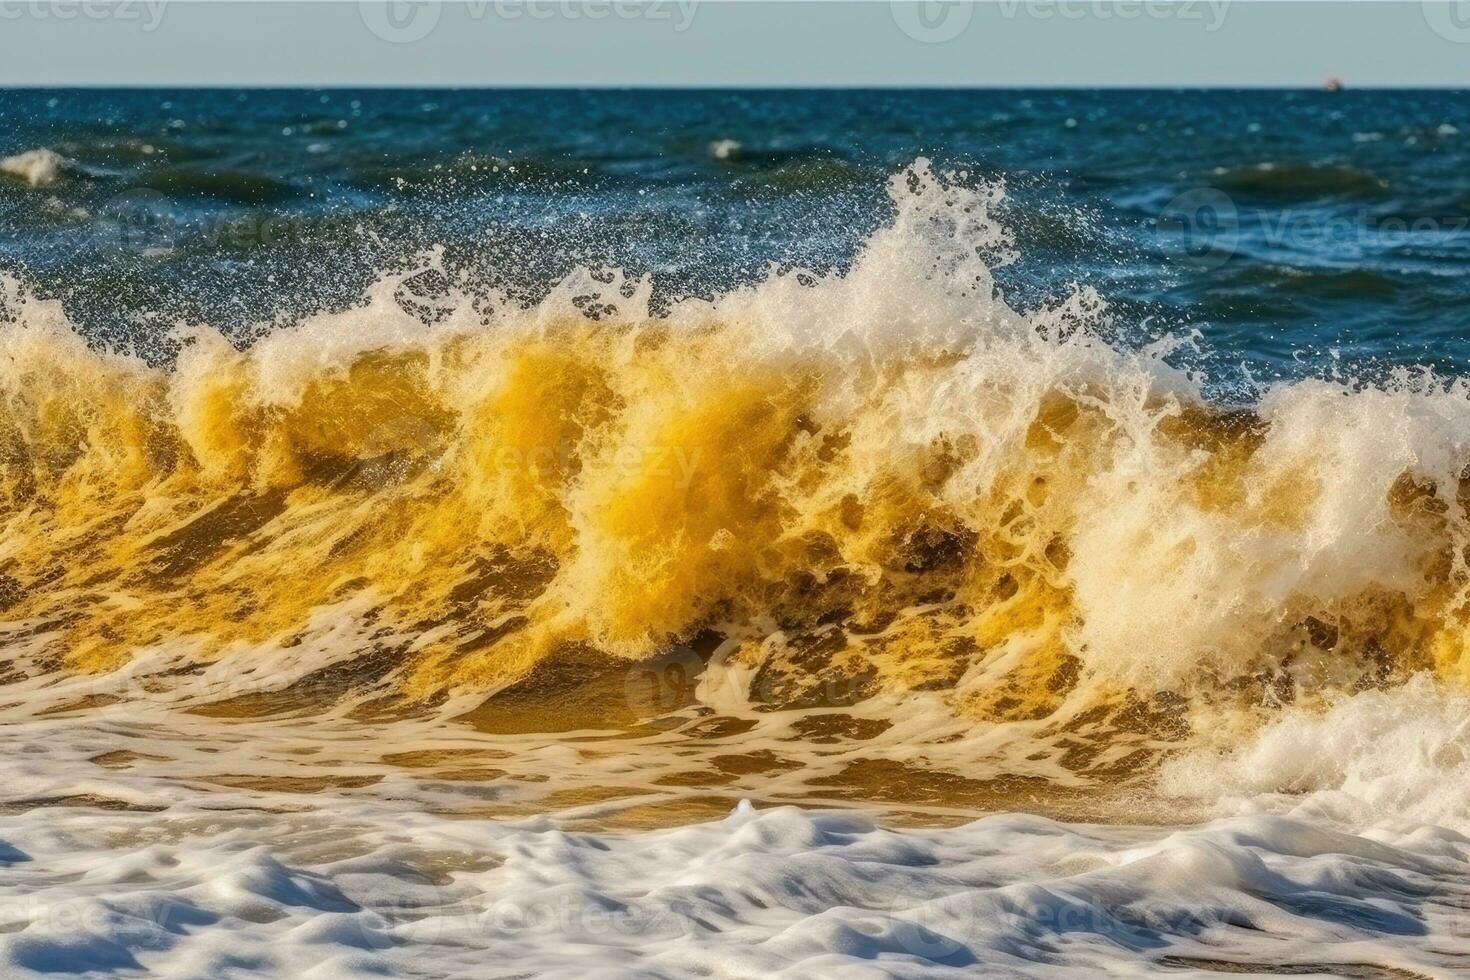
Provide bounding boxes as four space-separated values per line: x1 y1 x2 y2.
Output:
1 160 1469 824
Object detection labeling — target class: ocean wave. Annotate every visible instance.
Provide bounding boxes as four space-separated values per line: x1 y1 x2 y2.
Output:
729 157 874 195
2 159 1470 792
1210 161 1390 200
132 167 304 205
344 153 602 196
1217 264 1403 301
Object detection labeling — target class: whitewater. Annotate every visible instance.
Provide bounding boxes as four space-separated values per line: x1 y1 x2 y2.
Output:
2 159 1470 977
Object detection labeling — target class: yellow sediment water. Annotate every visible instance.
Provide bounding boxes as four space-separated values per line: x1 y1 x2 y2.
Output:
2 160 1470 759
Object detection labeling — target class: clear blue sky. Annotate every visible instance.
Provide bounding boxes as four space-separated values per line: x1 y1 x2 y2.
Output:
0 1 1467 87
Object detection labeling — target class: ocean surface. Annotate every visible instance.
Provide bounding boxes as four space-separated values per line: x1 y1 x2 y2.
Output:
1 89 1470 977
5 89 1470 385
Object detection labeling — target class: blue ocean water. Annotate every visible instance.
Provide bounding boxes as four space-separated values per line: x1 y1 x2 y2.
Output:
2 88 1468 390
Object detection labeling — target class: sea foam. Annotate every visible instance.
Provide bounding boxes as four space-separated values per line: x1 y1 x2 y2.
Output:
0 148 68 188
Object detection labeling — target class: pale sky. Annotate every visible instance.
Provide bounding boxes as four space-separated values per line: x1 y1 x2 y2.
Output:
0 1 1467 87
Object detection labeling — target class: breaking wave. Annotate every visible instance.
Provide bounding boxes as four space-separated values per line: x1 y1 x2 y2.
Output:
4 159 1470 800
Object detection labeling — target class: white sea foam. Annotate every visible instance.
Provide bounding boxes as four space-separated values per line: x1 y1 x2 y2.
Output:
1162 674 1470 834
0 769 1466 979
0 148 68 188
709 138 742 160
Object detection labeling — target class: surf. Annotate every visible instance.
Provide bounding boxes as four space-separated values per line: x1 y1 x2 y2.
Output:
2 159 1470 798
